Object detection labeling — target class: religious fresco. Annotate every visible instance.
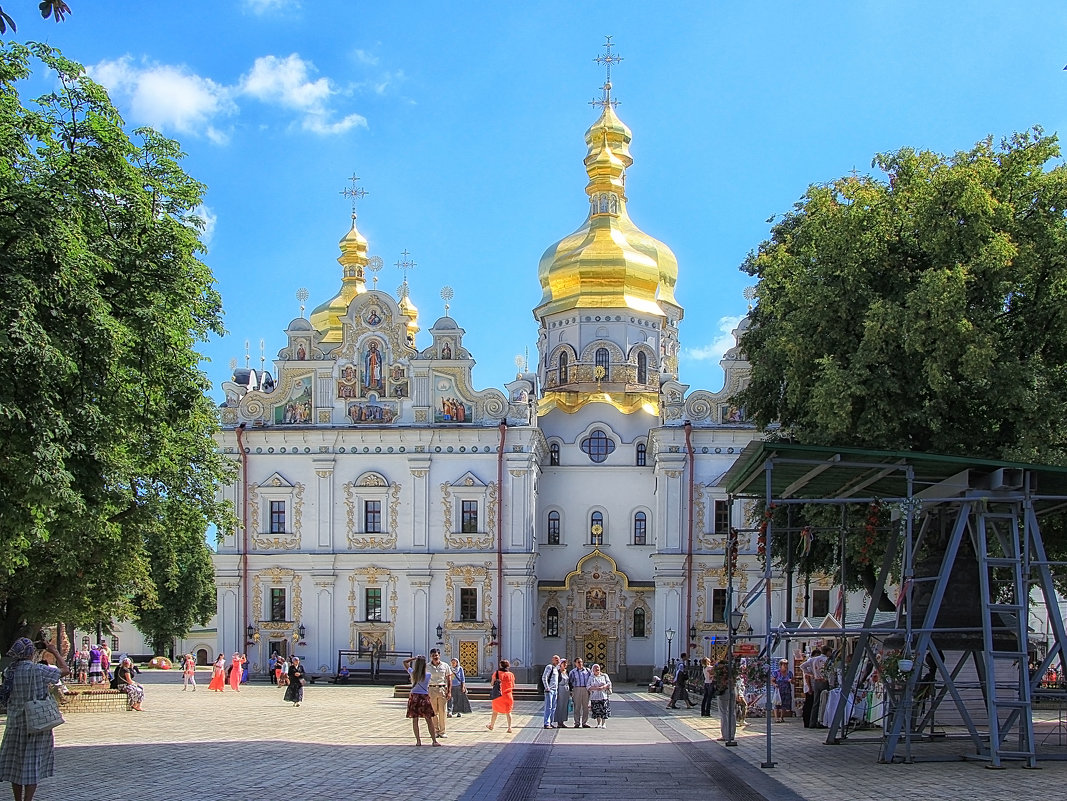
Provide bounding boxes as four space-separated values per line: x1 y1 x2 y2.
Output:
389 364 409 398
337 364 359 398
363 339 386 395
434 374 471 423
347 398 397 424
586 588 607 610
274 376 312 424
364 307 383 327
440 340 453 359
295 341 308 361
720 404 746 424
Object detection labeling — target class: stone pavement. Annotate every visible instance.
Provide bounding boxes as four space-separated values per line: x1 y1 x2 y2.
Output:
3 674 1066 800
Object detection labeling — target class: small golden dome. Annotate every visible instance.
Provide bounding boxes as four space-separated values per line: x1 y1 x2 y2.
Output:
309 215 369 343
536 103 679 318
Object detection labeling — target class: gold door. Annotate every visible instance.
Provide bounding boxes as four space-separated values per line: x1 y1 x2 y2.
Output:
582 630 609 670
458 641 479 676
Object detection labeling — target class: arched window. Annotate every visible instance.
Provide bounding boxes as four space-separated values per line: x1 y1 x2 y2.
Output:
637 351 648 383
558 351 568 385
636 442 647 466
549 442 560 466
580 429 615 463
547 511 560 545
633 511 647 545
633 607 646 638
547 607 559 638
595 347 610 371
590 511 604 545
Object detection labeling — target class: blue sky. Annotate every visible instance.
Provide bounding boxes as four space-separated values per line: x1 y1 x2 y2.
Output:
10 1 1067 399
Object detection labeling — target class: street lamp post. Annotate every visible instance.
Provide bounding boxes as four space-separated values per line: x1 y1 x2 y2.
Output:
726 609 744 747
666 627 675 670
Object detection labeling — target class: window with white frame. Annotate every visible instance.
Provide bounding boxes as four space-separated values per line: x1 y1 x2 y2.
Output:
590 511 604 545
270 588 287 622
461 501 479 533
459 587 478 621
365 587 382 621
633 511 647 545
713 500 730 534
269 500 286 533
711 588 728 625
547 511 561 545
364 500 382 533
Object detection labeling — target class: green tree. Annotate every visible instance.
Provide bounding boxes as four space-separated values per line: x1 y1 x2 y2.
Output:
737 129 1067 603
0 42 235 647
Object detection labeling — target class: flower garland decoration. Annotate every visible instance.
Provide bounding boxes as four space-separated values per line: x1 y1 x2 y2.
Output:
858 501 883 566
711 657 740 688
744 659 772 686
756 503 775 563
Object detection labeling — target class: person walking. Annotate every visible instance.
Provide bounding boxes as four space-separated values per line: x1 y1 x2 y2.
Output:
772 658 794 723
87 645 103 686
541 654 561 729
268 653 278 685
700 657 716 717
182 654 196 691
115 657 145 711
448 658 472 718
554 658 571 728
228 653 245 692
427 649 452 738
802 645 832 728
208 654 226 692
588 663 613 728
666 653 695 709
486 659 515 733
402 655 440 746
0 637 69 801
568 657 592 728
283 656 306 707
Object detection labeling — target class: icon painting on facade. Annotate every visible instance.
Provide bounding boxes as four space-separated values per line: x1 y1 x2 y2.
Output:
274 376 312 424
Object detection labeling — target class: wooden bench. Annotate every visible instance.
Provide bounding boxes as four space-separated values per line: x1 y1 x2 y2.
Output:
60 689 133 713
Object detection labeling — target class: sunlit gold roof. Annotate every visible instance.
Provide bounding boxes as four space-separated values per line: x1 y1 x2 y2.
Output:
535 93 680 319
398 281 419 338
309 215 368 343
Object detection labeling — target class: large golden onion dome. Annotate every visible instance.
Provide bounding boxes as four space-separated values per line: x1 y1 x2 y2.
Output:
535 86 680 319
309 214 368 343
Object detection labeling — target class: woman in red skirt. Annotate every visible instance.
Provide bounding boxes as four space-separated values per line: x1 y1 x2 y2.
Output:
403 655 440 746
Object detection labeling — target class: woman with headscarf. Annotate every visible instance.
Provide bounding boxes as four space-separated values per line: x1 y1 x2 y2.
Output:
402 655 439 745
0 637 69 801
115 657 144 711
208 654 226 692
588 663 613 729
486 659 515 733
283 656 306 707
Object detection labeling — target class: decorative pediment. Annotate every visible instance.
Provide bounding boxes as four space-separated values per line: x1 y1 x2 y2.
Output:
262 472 295 489
450 471 486 489
355 471 389 488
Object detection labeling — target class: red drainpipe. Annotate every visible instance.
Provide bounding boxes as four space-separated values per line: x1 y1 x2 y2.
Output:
684 421 695 652
496 422 507 667
236 423 249 655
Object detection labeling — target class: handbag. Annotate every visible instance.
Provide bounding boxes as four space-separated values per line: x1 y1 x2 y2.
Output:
25 694 65 733
489 672 502 700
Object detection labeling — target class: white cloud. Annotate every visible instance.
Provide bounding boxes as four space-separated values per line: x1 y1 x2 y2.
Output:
244 0 300 14
90 56 234 137
90 52 366 141
682 315 744 363
353 49 379 66
188 204 218 246
240 54 367 135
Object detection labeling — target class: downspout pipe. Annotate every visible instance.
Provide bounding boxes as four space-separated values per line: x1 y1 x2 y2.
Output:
236 423 249 656
496 422 507 668
684 421 694 655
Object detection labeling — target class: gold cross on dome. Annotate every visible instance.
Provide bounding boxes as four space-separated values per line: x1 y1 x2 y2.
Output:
395 248 417 284
591 35 622 110
341 173 369 217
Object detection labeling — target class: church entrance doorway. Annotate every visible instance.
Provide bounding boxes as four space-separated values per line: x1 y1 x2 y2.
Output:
458 640 480 677
581 630 609 671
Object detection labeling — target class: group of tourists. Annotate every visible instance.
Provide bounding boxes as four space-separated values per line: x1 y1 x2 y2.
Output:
401 649 473 745
540 655 613 729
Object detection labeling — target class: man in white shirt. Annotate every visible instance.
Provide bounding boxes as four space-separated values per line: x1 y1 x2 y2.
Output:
542 654 561 728
801 645 832 728
427 649 453 737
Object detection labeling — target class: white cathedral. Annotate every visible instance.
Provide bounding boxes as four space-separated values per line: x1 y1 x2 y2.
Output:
211 62 842 682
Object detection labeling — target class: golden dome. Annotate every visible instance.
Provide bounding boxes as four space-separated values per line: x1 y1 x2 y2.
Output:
309 215 369 343
398 281 420 342
535 100 680 319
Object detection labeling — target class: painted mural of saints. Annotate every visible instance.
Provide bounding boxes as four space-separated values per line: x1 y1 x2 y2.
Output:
363 340 385 393
337 364 358 398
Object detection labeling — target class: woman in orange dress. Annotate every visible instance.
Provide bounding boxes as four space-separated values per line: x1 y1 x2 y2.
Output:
228 653 245 692
486 659 515 733
208 654 226 691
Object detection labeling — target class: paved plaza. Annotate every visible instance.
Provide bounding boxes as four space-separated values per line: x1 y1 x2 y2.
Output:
5 674 1067 800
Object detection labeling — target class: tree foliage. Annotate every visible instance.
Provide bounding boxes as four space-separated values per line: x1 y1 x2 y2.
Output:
0 42 235 647
737 130 1067 603
0 1 70 34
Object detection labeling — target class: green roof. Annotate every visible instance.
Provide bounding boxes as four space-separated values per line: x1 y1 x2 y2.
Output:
717 441 1067 508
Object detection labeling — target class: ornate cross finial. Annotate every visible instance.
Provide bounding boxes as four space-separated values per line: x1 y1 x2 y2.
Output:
590 35 622 110
366 255 383 288
341 173 369 218
296 287 309 318
396 248 417 284
441 285 454 317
